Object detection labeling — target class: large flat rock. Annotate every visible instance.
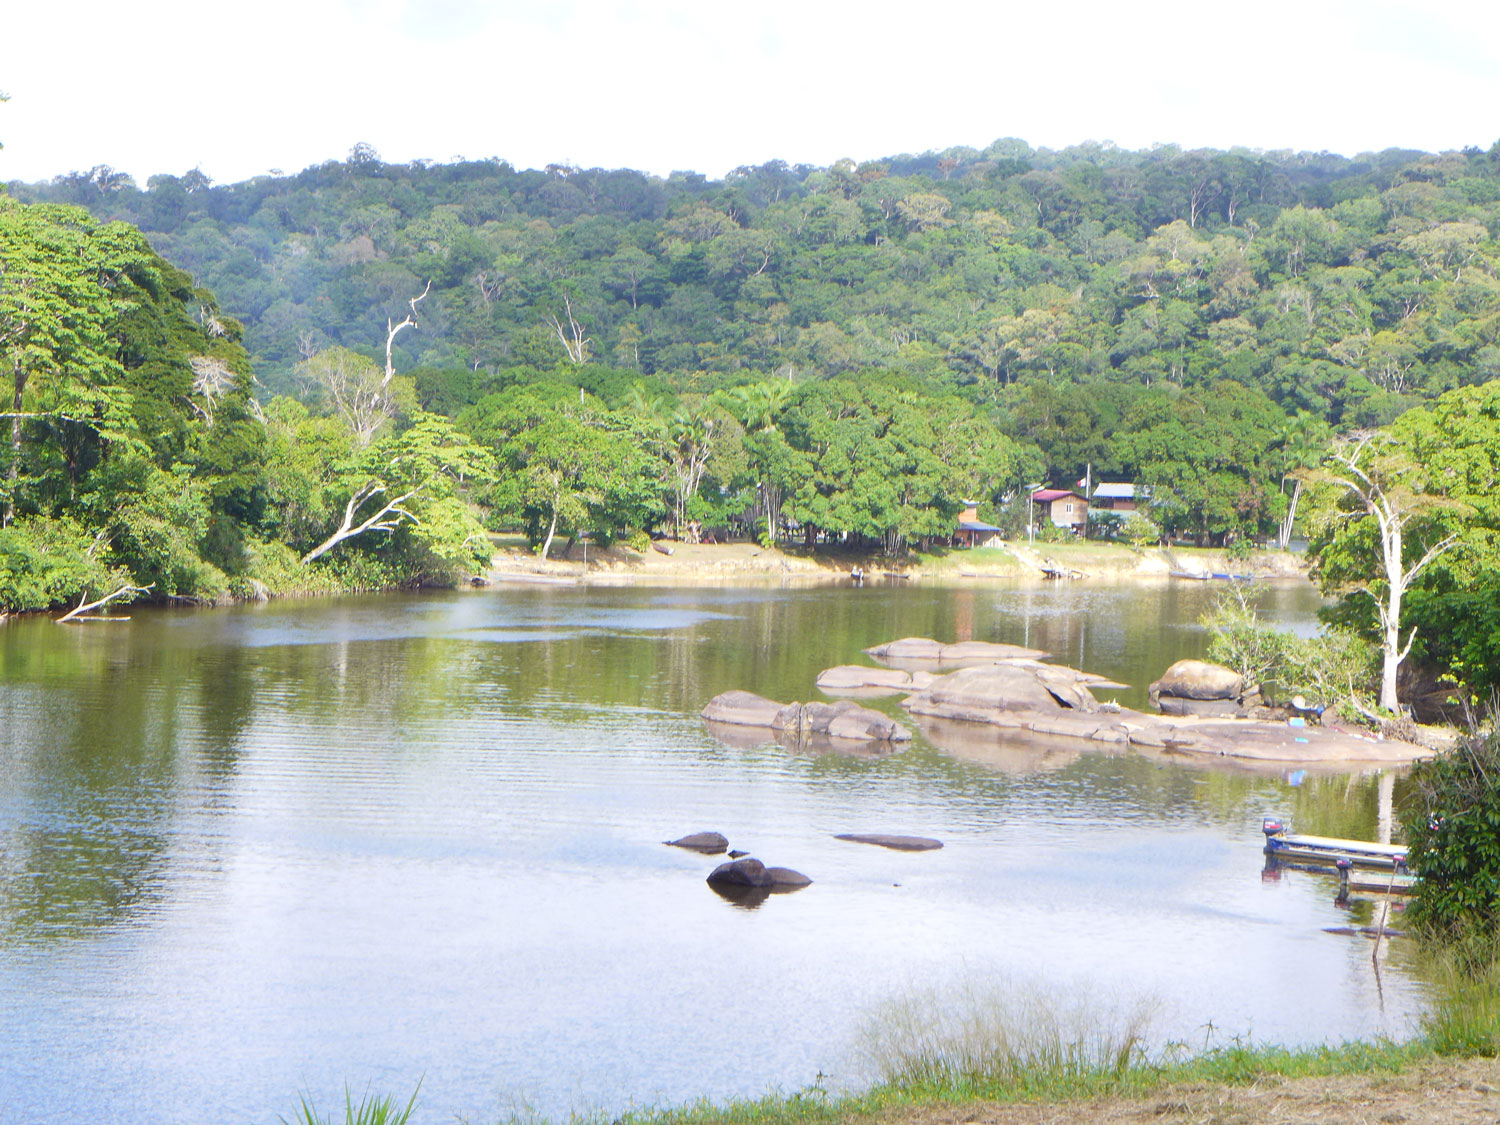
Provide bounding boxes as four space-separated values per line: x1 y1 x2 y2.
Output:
902 664 1100 720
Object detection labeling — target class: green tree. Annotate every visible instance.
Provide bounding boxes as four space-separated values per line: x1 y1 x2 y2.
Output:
0 199 146 524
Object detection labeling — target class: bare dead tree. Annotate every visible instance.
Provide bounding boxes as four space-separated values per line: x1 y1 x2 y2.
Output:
300 479 428 564
186 355 236 426
56 583 153 622
385 280 432 390
547 296 591 365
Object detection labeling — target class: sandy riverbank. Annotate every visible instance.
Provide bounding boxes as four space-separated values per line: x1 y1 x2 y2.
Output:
483 537 1312 586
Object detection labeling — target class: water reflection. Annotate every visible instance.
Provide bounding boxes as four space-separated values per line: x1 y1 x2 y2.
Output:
0 580 1431 1124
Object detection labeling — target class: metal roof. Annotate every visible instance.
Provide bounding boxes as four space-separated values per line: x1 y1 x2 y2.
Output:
957 520 1002 532
1032 489 1084 502
1092 483 1138 499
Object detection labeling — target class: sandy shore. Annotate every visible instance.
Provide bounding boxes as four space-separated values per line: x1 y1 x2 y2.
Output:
483 538 1312 586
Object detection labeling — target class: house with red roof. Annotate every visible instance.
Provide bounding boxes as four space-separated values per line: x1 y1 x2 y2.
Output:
1032 488 1088 533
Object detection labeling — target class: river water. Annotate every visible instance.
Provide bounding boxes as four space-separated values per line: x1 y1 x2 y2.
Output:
0 579 1425 1123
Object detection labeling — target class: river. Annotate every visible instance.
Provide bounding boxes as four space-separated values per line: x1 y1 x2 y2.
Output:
0 579 1425 1123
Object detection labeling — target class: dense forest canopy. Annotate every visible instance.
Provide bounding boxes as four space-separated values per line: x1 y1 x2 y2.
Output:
7 137 1500 699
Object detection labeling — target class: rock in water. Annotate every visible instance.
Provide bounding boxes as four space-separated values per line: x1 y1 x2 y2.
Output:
706 857 772 887
700 690 803 730
800 700 911 742
705 857 812 890
664 831 729 853
834 833 943 851
763 867 813 887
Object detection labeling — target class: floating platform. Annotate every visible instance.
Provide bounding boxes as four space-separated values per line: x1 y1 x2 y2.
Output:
1262 818 1409 871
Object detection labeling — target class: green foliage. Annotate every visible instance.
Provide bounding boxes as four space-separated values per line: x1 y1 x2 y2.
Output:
0 516 121 611
1203 590 1378 709
1400 731 1500 940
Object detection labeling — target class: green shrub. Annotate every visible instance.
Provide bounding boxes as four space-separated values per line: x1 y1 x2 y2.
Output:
1400 731 1500 941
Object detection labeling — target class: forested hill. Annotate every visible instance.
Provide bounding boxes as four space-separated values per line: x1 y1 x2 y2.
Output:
11 139 1500 443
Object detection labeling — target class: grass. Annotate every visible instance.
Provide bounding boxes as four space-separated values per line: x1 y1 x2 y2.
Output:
282 1080 422 1125
1416 931 1500 1057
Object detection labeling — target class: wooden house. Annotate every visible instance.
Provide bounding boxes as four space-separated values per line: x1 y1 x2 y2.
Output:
1032 488 1088 532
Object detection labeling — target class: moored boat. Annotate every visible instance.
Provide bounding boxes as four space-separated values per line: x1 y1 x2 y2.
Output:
1261 817 1409 871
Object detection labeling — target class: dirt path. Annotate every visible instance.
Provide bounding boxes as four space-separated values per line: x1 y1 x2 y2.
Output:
875 1057 1500 1125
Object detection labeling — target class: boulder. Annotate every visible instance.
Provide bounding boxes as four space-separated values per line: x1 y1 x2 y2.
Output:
664 831 729 853
707 857 772 887
834 833 943 851
1149 660 1243 703
700 690 802 730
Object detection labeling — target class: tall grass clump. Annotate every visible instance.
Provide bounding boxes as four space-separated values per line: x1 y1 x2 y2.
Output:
282 1080 422 1125
856 976 1159 1101
1417 932 1500 1057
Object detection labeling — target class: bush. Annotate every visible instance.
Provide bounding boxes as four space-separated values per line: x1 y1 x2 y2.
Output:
1203 591 1379 711
1400 731 1500 941
0 516 124 612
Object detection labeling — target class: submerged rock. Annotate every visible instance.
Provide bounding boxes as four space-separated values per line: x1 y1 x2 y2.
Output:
700 692 910 744
664 831 729 853
834 833 943 851
864 637 1050 666
815 665 922 693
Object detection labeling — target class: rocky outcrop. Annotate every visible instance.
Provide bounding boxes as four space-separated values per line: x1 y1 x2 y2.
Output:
864 637 1051 665
902 664 1096 719
901 656 1432 765
700 691 910 743
664 831 729 853
834 833 943 851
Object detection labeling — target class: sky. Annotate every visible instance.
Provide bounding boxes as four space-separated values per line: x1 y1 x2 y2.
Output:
4 0 1500 188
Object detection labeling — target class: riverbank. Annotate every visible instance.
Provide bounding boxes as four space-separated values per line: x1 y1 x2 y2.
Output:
484 537 1311 585
685 1054 1500 1125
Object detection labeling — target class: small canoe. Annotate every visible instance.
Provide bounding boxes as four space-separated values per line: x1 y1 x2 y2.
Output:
1262 818 1408 871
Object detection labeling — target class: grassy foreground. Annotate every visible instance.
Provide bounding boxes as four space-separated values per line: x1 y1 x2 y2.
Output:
291 944 1500 1125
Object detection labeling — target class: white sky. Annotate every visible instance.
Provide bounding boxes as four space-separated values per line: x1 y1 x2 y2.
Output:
3 0 1500 187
